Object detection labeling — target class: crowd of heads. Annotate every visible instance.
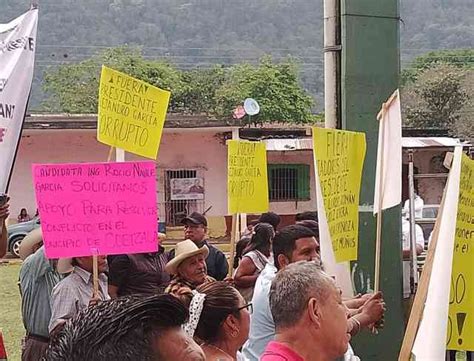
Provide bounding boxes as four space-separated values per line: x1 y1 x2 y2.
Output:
9 208 385 361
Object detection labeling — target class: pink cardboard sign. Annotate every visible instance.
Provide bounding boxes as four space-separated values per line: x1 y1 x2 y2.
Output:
33 161 158 258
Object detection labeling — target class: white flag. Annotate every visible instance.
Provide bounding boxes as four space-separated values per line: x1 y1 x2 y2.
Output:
373 89 402 214
0 8 38 193
411 146 462 360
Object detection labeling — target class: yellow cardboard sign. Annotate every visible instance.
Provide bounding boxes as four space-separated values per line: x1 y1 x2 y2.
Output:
312 127 366 262
228 140 269 214
97 66 171 159
448 153 474 351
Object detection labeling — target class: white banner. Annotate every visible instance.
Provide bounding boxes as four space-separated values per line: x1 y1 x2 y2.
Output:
0 8 38 193
411 146 463 360
373 89 402 214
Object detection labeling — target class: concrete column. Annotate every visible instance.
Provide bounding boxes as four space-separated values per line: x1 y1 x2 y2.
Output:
340 0 404 359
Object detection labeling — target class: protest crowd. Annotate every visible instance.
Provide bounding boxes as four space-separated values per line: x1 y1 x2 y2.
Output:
0 204 386 361
1 7 472 361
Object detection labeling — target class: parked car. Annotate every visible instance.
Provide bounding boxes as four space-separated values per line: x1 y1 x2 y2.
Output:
7 217 41 257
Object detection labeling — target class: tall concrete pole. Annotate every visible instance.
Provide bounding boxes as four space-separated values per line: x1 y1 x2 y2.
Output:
323 0 341 129
340 0 403 360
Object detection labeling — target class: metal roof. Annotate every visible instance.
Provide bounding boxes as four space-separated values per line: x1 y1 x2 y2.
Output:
264 138 313 151
264 137 470 151
401 137 470 148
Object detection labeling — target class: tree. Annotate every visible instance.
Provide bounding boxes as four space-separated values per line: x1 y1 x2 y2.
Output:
42 48 318 124
214 57 316 124
43 47 186 113
402 63 473 143
402 49 474 84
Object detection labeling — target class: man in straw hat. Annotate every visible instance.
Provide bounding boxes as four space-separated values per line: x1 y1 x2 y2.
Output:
165 239 215 296
49 253 109 335
180 212 228 280
18 228 62 361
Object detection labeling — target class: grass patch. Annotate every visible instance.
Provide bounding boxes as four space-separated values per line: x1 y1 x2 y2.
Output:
0 263 22 361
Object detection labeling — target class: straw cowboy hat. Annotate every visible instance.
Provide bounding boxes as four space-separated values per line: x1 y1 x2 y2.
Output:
19 228 73 273
165 239 209 275
19 228 43 260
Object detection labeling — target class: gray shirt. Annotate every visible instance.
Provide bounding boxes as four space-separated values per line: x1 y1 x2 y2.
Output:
49 266 109 333
19 246 62 338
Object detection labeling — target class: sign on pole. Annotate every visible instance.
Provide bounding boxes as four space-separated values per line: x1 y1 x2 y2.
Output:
97 66 170 159
33 161 158 258
447 153 474 351
0 9 38 192
227 140 269 214
312 127 366 262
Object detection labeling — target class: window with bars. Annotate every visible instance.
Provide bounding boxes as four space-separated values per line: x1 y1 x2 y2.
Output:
268 164 310 201
164 169 204 226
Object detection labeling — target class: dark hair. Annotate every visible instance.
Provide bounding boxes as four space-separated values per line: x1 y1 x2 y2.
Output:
259 212 281 230
234 237 251 269
244 223 274 255
248 219 259 227
178 282 241 343
295 211 318 222
295 220 319 238
45 294 187 360
272 225 316 270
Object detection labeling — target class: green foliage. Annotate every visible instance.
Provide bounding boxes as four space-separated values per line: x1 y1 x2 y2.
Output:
43 47 185 113
42 49 316 124
175 67 226 114
402 49 474 84
214 57 315 124
2 0 471 112
402 63 473 143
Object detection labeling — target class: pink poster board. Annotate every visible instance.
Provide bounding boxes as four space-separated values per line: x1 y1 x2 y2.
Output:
33 161 158 258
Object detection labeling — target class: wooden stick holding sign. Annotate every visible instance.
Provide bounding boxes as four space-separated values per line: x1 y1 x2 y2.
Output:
92 253 99 299
373 104 386 293
228 213 240 277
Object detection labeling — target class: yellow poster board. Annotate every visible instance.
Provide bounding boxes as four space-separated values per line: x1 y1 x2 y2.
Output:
228 140 269 214
312 127 366 262
97 66 171 159
448 153 474 351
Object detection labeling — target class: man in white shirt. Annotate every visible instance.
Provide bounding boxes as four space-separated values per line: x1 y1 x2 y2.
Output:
401 214 425 298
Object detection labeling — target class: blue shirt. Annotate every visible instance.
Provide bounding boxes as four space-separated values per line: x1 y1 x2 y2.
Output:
242 262 277 361
19 246 62 337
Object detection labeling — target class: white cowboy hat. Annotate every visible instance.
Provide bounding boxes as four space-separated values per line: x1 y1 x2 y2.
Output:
19 228 43 260
165 239 209 275
19 228 73 273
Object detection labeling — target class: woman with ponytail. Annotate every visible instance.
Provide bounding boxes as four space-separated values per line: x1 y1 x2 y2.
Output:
234 222 274 301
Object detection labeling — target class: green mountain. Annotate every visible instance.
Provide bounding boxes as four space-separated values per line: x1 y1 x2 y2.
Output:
2 0 473 111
